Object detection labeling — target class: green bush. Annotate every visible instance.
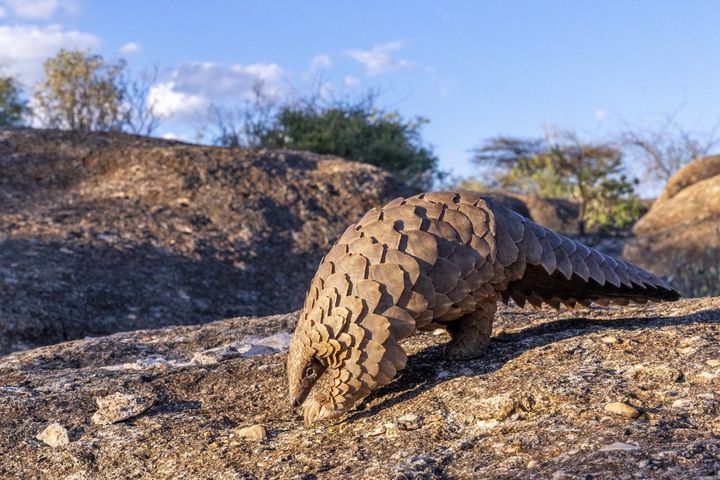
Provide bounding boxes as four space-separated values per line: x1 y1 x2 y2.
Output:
208 90 442 190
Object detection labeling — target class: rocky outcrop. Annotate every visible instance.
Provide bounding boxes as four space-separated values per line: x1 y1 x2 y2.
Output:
1 299 718 479
0 129 415 354
624 156 720 296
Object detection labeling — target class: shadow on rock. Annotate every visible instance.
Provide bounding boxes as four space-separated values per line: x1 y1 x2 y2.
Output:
348 308 720 421
0 235 310 355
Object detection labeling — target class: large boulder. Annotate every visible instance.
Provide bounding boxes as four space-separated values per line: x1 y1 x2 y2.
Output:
624 156 720 296
0 129 416 354
1 299 718 478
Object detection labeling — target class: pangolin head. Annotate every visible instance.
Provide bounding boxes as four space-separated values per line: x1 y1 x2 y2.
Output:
287 292 407 426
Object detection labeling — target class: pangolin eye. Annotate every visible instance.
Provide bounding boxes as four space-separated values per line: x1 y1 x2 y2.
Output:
304 366 316 378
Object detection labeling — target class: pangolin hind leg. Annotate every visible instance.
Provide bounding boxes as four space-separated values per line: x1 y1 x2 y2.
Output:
442 301 497 360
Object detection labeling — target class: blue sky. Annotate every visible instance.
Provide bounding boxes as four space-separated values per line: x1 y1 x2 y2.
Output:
2 1 720 190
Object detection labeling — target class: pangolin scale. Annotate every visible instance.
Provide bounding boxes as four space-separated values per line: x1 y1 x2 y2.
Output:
287 191 679 425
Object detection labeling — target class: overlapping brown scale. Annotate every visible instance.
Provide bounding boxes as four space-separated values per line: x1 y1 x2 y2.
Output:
337 295 366 322
567 246 590 282
322 272 352 297
382 305 416 338
322 243 349 264
553 244 574 280
401 230 438 267
359 220 403 249
456 203 491 236
383 339 407 371
403 198 445 220
368 263 407 304
503 255 527 283
495 224 519 267
428 257 462 294
383 196 406 208
447 277 472 304
431 292 454 318
356 207 382 227
439 208 474 244
447 243 479 278
421 191 460 205
599 254 622 287
397 289 428 317
323 306 350 337
380 204 426 231
520 222 543 264
412 274 436 306
414 309 434 329
333 253 370 283
352 279 387 314
426 221 460 257
536 234 558 275
613 259 633 288
493 206 526 243
463 269 486 292
346 234 385 265
384 249 421 285
359 312 392 345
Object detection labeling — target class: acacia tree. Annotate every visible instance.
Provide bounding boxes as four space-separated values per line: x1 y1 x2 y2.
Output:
472 130 640 234
0 71 29 127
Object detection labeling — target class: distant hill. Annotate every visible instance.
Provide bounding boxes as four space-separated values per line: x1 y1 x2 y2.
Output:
0 128 416 353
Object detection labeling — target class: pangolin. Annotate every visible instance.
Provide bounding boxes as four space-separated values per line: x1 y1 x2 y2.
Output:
287 191 680 425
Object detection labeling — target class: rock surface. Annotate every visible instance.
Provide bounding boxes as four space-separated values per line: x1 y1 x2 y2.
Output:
0 129 415 354
624 156 720 296
1 299 718 479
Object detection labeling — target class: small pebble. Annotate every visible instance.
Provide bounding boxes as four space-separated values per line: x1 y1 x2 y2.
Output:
600 441 640 452
601 335 618 344
92 393 153 425
671 399 692 409
36 422 69 447
396 413 424 431
235 424 267 442
706 359 720 367
604 402 640 418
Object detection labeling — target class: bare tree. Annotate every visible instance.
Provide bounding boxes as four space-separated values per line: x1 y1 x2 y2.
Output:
621 112 720 183
202 80 278 148
120 64 162 136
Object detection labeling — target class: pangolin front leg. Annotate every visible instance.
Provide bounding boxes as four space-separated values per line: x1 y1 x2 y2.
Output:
287 191 681 425
443 300 496 360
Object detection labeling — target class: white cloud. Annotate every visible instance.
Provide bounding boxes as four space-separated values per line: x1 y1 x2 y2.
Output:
120 42 140 55
309 54 331 70
595 109 607 121
345 41 415 75
1 0 77 19
0 25 100 84
146 61 285 120
147 81 208 119
343 75 361 88
169 62 284 98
